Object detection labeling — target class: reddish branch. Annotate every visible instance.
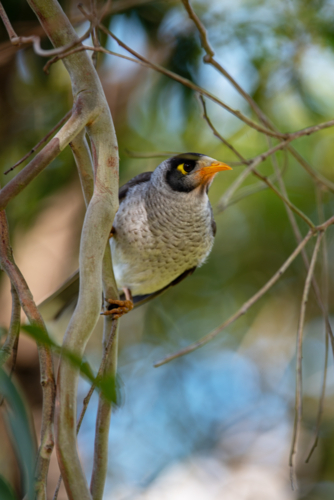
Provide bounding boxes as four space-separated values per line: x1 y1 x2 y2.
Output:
0 208 55 499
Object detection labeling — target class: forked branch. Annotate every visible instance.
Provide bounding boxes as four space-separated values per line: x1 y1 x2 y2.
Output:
154 217 334 367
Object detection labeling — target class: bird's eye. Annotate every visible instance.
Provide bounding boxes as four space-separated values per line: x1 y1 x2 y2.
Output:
183 163 194 172
177 162 194 175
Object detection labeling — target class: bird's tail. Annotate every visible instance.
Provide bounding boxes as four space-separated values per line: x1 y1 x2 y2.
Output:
38 270 80 321
38 266 188 321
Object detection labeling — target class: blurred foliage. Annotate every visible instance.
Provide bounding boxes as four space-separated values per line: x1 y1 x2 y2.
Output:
0 0 334 498
0 475 18 500
22 324 119 404
0 369 35 500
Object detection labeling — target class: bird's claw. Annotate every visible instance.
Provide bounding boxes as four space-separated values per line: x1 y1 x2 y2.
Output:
109 226 116 239
101 298 133 319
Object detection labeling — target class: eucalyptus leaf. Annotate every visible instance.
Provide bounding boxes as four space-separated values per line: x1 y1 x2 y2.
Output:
0 476 18 500
0 370 35 500
22 324 117 404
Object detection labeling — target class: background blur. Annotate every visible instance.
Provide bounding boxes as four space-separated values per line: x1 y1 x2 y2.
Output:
1 0 334 498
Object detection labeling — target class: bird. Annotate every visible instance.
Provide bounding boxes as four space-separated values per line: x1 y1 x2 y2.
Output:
39 153 232 320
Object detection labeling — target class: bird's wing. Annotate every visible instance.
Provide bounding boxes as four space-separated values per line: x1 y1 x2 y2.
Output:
38 269 79 320
118 171 153 203
125 267 197 308
40 266 197 320
39 174 153 320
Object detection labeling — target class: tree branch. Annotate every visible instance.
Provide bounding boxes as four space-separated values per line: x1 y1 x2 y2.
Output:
93 19 285 139
52 319 118 500
0 284 20 368
0 1 94 57
70 129 94 206
154 228 316 367
4 110 71 175
90 245 119 500
289 231 324 483
10 1 118 498
0 107 90 210
181 0 334 193
0 208 55 500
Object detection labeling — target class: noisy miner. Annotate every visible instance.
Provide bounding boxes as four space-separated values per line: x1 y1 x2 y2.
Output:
39 153 232 320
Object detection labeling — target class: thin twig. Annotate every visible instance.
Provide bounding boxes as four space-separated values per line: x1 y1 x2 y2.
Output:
305 188 330 463
289 231 324 484
0 105 90 210
43 44 151 74
0 1 94 57
199 95 313 226
74 8 282 140
154 228 316 367
181 0 334 194
46 21 334 153
0 284 20 368
155 215 334 367
217 175 279 211
199 95 248 164
181 0 214 57
305 333 328 464
269 151 334 356
251 169 315 228
90 0 100 67
69 129 94 206
4 111 71 174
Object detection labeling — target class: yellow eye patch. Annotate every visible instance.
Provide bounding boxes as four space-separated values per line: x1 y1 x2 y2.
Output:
177 163 187 175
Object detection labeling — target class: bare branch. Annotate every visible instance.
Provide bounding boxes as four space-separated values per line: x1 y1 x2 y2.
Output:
201 97 315 228
0 284 20 368
70 130 94 206
305 188 330 463
0 137 60 210
90 244 119 500
269 157 334 354
199 97 315 227
305 322 328 464
0 107 90 210
43 44 152 74
47 28 334 157
154 228 316 367
181 0 215 57
0 208 55 500
251 169 315 228
52 320 118 500
181 0 334 193
4 0 117 498
288 146 334 193
199 95 248 164
4 110 71 175
289 231 324 480
104 39 285 137
0 1 94 57
90 16 285 139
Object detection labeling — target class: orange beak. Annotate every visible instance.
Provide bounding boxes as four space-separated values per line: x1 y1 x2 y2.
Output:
196 161 232 184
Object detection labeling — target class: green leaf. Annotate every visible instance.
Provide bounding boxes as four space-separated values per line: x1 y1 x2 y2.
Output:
0 476 18 500
0 370 35 500
22 324 117 404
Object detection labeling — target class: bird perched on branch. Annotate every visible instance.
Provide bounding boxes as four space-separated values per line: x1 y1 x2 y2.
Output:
40 153 232 320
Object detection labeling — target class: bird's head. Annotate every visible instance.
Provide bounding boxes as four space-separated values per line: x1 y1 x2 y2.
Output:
161 153 232 194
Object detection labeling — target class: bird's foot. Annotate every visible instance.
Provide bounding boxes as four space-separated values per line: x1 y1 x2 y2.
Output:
109 226 116 239
101 288 133 319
